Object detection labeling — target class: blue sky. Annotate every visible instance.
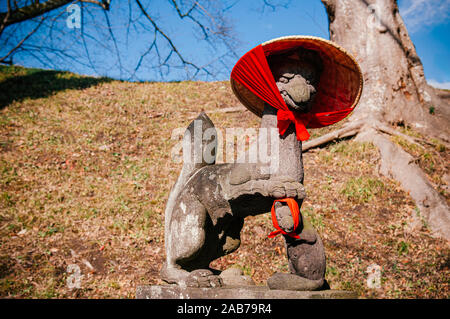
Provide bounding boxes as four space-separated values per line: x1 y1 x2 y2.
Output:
398 0 450 88
1 0 449 87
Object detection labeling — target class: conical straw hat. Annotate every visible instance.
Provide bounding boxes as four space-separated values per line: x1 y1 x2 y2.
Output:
230 35 363 130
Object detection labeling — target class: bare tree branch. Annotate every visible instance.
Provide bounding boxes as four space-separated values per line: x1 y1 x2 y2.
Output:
0 16 44 64
134 0 208 78
0 0 239 80
0 0 74 27
101 7 124 78
0 0 112 28
0 0 12 37
79 0 110 10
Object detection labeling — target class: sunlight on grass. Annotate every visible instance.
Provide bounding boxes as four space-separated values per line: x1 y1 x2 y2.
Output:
341 177 385 204
0 65 448 299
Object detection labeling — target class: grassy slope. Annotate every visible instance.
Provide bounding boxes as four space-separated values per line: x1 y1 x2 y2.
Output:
0 65 448 298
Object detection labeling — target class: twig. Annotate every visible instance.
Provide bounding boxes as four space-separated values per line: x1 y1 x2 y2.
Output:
0 16 44 64
135 0 212 79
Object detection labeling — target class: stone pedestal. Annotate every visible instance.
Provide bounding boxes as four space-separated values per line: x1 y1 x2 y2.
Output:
136 285 357 299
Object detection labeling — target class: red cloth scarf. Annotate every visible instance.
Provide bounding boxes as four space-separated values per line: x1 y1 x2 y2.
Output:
268 198 301 240
231 42 355 141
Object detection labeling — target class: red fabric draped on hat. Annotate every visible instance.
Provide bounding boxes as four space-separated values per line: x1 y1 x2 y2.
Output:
231 44 311 141
230 37 363 141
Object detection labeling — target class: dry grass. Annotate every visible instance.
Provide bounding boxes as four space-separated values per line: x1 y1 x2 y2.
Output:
389 128 449 206
0 65 448 298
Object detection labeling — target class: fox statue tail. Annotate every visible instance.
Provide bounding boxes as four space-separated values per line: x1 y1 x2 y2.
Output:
164 112 217 244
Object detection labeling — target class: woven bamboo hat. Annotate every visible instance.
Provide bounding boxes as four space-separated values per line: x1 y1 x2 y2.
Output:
230 35 363 129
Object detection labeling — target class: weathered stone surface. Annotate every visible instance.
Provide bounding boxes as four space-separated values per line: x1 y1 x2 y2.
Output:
161 111 311 288
267 272 324 291
284 218 326 282
136 285 357 299
268 47 323 113
186 269 223 288
274 203 295 232
219 267 255 287
161 54 328 289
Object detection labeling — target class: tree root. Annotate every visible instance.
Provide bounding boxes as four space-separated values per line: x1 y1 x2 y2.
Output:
377 122 450 150
375 123 425 149
303 122 450 241
302 121 363 152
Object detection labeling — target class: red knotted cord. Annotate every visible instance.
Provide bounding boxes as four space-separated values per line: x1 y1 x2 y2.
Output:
268 198 301 240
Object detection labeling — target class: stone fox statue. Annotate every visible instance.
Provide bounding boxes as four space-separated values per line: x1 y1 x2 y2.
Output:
161 47 327 290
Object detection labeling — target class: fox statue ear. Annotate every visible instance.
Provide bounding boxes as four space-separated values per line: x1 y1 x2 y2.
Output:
182 111 217 172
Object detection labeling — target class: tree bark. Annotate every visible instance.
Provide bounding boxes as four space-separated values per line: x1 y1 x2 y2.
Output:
314 0 450 240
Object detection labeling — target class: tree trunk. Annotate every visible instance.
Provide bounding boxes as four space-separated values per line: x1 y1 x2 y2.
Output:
312 0 450 240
